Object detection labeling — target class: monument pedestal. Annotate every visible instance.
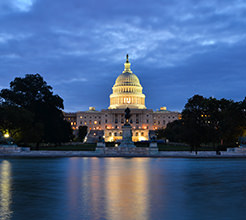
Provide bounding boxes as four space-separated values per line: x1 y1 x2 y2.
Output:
119 123 135 148
149 142 158 155
96 141 105 153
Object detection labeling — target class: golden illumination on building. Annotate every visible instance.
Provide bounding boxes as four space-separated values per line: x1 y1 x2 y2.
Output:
109 54 146 109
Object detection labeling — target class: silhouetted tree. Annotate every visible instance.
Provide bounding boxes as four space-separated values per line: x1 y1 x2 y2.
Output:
162 95 246 151
0 74 73 145
0 104 35 143
157 120 185 143
77 126 88 142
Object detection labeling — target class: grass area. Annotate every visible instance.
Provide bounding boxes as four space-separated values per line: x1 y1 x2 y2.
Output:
30 144 96 151
158 144 227 151
28 142 227 151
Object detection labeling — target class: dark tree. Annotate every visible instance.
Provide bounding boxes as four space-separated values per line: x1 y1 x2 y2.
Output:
0 104 35 143
0 74 73 145
158 120 185 143
77 126 88 142
162 95 246 152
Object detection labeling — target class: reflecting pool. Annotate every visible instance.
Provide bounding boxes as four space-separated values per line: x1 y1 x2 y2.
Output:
0 158 246 220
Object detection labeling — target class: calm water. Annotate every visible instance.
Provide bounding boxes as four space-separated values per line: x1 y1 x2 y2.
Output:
0 158 246 220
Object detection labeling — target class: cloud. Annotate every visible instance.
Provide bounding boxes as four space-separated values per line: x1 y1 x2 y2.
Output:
12 0 35 12
53 77 88 85
0 0 246 111
0 0 35 13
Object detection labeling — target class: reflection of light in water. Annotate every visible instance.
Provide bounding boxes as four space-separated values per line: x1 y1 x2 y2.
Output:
0 160 12 220
89 159 100 206
106 158 149 220
67 158 150 219
67 157 103 219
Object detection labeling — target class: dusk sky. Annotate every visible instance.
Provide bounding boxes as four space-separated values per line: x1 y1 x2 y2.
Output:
0 0 246 112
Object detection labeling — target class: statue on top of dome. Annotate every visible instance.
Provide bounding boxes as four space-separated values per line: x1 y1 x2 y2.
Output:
126 54 129 63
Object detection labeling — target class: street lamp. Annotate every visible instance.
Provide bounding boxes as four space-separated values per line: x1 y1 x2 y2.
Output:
3 133 10 138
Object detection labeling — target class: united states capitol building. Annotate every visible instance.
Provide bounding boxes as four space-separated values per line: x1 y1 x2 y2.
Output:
64 55 180 142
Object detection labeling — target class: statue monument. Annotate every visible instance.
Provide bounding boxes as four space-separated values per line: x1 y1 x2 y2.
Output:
119 107 136 148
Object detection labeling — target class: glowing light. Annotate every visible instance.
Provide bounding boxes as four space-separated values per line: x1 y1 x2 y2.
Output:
3 133 10 138
160 106 167 111
138 136 147 141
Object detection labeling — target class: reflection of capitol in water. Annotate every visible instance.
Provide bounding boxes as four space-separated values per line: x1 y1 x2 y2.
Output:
67 158 150 220
105 158 149 220
0 160 12 220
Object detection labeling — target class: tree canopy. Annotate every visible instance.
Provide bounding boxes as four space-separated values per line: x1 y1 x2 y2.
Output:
159 95 246 150
0 74 73 145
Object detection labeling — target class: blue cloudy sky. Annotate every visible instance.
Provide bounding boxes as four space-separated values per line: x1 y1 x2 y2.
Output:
0 0 246 112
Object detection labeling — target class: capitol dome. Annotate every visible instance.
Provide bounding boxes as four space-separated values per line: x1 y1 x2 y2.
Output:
108 55 146 109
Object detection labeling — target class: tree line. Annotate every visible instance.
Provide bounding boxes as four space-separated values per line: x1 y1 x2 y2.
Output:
0 74 73 146
157 95 246 151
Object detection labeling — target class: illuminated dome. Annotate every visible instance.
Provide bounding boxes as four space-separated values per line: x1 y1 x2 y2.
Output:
109 55 146 109
115 72 140 86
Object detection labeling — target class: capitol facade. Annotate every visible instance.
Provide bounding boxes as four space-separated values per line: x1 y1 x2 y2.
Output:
64 55 180 142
